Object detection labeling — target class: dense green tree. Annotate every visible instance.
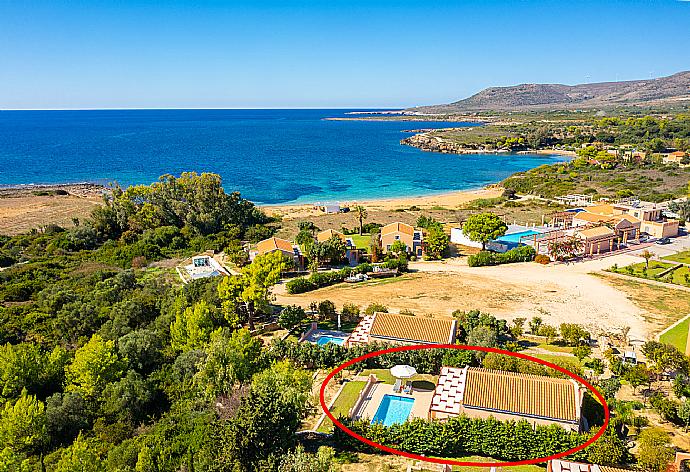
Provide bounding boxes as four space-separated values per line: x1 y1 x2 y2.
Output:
54 433 106 472
559 323 590 346
218 251 290 330
423 224 449 260
44 393 89 447
277 445 335 472
195 329 264 398
170 300 219 353
462 213 507 250
65 335 126 399
101 371 156 424
636 428 674 472
0 390 46 454
278 305 306 330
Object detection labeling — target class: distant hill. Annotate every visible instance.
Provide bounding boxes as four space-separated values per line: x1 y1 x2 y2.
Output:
409 71 690 113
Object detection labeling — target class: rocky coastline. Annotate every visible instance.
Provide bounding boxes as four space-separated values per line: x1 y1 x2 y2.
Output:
401 131 576 156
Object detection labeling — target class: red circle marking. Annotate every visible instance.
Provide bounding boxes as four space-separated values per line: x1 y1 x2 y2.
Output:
319 344 610 467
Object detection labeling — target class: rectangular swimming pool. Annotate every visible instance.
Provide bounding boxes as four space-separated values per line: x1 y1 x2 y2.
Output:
371 394 414 427
496 230 542 244
316 335 346 346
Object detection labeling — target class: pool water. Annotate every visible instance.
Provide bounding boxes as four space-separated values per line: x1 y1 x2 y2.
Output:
496 230 542 244
316 335 346 346
371 395 415 426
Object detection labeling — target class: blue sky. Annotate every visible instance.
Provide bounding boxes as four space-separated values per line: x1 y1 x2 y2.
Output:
1 0 689 109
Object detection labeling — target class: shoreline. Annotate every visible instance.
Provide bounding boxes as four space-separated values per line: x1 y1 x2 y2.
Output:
261 186 504 218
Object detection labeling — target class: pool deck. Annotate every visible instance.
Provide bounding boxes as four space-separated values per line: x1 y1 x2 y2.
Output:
304 328 350 345
355 382 434 423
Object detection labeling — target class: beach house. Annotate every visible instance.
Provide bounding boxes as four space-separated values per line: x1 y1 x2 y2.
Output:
316 228 362 265
380 222 424 257
177 252 230 283
429 367 584 432
345 312 457 347
254 236 305 269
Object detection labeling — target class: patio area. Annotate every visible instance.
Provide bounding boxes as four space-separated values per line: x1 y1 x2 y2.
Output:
354 380 435 424
301 328 350 346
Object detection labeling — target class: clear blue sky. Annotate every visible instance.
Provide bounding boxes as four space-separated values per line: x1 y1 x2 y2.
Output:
1 0 689 109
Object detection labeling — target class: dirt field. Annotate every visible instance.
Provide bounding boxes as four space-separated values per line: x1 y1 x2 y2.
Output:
0 185 104 235
275 255 690 343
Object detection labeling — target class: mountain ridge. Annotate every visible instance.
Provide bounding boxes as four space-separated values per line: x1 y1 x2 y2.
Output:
409 71 690 113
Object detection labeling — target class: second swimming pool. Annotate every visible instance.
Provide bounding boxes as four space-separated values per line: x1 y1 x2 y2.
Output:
371 394 415 427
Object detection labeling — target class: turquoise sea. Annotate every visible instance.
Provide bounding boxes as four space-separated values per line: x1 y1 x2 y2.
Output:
0 109 562 204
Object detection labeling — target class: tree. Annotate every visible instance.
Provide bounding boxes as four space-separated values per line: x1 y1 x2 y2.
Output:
353 206 368 235
390 240 407 256
195 329 264 398
529 317 543 335
640 249 655 269
462 213 507 250
637 428 674 472
509 318 526 339
678 400 690 431
170 300 219 352
573 345 592 362
218 361 312 469
642 341 689 380
669 199 690 224
0 390 46 454
424 224 449 260
596 377 621 400
218 251 291 330
278 306 305 330
559 323 590 346
101 371 155 424
624 364 650 395
278 445 335 472
54 433 105 472
65 334 126 399
539 325 558 344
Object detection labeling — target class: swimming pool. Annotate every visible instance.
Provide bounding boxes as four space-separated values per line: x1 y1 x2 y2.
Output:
371 394 415 426
496 230 542 244
316 335 346 346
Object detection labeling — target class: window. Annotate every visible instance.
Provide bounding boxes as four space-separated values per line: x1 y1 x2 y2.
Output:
395 235 400 240
386 245 391 251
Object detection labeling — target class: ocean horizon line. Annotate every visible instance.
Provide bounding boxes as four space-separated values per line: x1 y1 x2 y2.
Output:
0 106 409 112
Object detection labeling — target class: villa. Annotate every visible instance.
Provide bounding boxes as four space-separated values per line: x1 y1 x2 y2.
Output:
253 236 305 269
316 228 362 265
429 366 584 432
345 312 457 347
177 253 230 283
380 222 424 257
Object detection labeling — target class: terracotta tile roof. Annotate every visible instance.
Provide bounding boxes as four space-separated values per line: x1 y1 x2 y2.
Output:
381 222 415 236
347 312 456 345
585 204 615 216
670 151 686 157
462 368 578 422
577 226 616 239
573 212 610 223
317 229 346 243
256 237 295 255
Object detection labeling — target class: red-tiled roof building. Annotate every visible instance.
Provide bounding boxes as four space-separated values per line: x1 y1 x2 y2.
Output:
429 366 583 432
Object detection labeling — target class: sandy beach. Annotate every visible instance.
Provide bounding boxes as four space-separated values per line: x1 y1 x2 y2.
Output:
262 186 504 219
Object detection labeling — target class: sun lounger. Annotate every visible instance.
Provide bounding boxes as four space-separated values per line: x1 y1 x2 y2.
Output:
393 379 402 393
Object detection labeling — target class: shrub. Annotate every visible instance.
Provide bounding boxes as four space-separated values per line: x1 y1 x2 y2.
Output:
285 278 317 294
278 305 306 329
534 254 550 264
364 303 388 315
467 246 536 267
341 303 360 322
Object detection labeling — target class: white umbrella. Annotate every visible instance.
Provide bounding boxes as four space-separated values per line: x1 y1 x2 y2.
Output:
390 365 417 379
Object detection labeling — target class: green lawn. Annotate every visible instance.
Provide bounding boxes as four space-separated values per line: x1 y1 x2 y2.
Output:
317 380 366 433
609 261 690 288
531 353 582 372
659 316 690 352
358 368 438 386
664 250 690 265
536 342 573 354
348 233 371 250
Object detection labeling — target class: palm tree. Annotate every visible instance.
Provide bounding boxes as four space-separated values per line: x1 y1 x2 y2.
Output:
354 205 368 235
640 249 654 269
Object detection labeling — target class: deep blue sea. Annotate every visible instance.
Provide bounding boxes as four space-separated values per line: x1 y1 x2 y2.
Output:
0 109 562 204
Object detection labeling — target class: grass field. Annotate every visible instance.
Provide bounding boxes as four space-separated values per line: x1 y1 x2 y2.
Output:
665 250 690 265
317 380 366 433
609 261 690 288
348 233 372 250
659 316 690 352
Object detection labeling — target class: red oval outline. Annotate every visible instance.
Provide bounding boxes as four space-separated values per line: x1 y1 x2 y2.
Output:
319 344 610 467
